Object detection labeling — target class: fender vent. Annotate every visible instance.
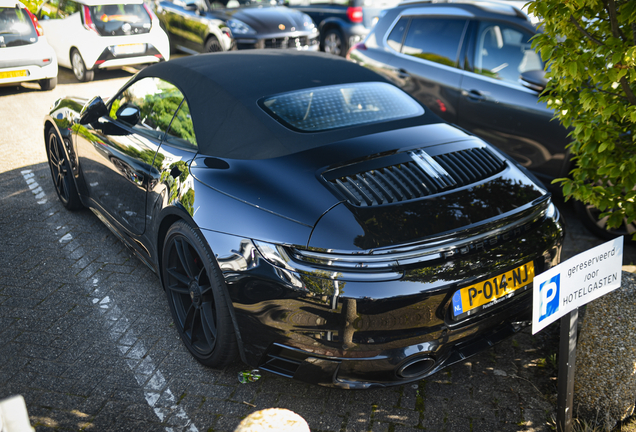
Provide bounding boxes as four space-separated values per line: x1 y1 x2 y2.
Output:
330 147 505 207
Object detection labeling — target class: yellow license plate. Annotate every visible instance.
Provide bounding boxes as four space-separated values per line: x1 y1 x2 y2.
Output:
0 70 28 79
452 261 534 319
113 43 146 55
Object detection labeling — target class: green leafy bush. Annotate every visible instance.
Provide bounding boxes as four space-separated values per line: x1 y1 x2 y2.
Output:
529 0 636 238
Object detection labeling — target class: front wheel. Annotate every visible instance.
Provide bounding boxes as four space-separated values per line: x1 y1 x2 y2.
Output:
46 129 82 210
574 199 635 242
162 221 238 367
71 49 94 82
322 28 346 57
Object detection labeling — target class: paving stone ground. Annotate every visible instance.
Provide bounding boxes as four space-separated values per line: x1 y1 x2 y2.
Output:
1 69 634 432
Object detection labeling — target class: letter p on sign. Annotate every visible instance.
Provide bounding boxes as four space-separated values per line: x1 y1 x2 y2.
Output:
539 275 560 322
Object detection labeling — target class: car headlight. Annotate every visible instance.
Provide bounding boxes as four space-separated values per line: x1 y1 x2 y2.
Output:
301 14 315 30
227 19 256 35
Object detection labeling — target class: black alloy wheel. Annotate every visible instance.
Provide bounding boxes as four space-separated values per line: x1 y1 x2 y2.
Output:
162 221 238 367
575 200 636 242
46 130 82 210
322 28 345 57
205 35 222 53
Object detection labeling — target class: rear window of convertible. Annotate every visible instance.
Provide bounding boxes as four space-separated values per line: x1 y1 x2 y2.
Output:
260 82 424 132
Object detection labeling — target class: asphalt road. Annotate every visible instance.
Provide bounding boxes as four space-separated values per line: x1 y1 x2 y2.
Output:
0 65 634 432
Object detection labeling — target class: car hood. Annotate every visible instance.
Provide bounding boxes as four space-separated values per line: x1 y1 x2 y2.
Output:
190 123 547 250
228 6 310 34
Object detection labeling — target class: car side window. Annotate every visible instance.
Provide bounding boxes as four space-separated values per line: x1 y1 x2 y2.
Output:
165 100 197 150
401 17 467 68
387 16 408 52
38 0 60 20
109 77 185 141
58 0 79 18
473 21 543 85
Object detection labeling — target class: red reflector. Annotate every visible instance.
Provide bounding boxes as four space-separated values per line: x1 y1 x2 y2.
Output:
95 60 105 65
154 54 164 59
436 99 447 113
43 58 51 63
347 6 363 23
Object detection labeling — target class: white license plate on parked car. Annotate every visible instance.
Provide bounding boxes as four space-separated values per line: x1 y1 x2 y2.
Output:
113 43 146 56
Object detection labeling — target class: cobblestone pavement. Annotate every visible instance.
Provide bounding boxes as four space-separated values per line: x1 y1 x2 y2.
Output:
1 68 634 432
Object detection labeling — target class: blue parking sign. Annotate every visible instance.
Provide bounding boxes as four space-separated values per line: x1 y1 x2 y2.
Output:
538 274 560 322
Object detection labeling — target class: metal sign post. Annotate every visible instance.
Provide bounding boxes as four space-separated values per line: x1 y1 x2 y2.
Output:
556 309 578 432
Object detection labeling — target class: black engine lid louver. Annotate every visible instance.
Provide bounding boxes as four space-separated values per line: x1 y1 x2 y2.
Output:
329 147 506 207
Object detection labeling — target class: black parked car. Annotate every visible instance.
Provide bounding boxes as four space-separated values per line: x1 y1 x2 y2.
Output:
347 0 636 239
156 0 319 53
286 0 399 56
44 51 563 388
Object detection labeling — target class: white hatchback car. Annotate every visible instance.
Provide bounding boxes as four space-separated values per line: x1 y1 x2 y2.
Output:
0 0 58 90
37 0 170 82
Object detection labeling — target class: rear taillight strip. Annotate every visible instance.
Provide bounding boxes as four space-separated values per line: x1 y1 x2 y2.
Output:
82 5 99 35
25 8 44 37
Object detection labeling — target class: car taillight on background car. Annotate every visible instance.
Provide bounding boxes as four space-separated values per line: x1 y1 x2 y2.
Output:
143 3 155 28
347 6 363 23
346 42 366 60
81 5 99 35
25 8 44 37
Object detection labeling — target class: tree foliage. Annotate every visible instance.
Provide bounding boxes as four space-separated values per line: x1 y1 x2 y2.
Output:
528 0 636 237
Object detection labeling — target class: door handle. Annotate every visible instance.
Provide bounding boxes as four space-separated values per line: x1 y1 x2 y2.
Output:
397 68 410 80
463 89 485 102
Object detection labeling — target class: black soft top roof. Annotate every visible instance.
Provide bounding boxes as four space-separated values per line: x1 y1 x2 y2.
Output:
136 50 441 159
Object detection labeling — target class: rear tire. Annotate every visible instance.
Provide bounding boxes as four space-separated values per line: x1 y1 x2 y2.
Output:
574 199 635 242
71 49 94 82
39 77 57 90
205 35 223 53
46 129 82 210
162 221 238 367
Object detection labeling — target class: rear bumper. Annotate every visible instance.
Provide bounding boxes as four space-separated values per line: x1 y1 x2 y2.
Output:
93 44 165 70
206 202 565 387
235 33 319 50
260 295 531 389
78 26 170 69
0 60 58 86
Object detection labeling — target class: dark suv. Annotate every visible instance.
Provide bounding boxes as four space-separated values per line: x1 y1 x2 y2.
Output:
286 0 399 56
348 0 635 239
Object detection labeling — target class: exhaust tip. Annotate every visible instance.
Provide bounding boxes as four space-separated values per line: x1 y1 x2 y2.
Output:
396 356 436 379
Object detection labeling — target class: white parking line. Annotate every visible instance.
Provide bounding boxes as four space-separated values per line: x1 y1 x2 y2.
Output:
22 169 199 432
21 170 47 204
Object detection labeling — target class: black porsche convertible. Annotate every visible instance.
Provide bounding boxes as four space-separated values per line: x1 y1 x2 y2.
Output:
44 51 564 389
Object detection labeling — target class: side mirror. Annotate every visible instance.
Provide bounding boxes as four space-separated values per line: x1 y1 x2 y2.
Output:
116 104 141 126
79 96 108 125
184 1 198 10
520 70 548 93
